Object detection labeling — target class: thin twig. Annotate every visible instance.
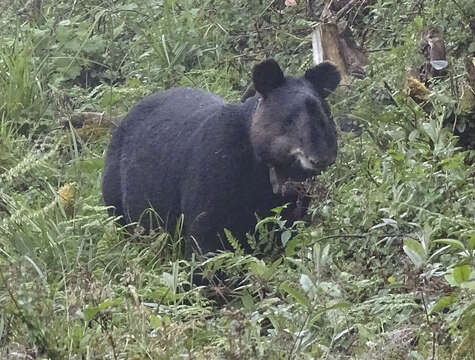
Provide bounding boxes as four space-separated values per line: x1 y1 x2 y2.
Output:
335 0 367 22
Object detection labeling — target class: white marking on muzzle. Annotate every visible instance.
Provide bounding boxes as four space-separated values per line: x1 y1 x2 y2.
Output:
291 148 316 170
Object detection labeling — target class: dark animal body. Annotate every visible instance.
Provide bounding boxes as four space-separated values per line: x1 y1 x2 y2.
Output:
102 59 340 255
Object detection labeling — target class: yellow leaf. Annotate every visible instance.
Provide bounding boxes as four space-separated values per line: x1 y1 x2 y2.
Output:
58 183 76 216
406 77 430 101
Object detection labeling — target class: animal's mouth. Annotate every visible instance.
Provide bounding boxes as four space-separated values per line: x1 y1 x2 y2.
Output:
269 150 334 195
290 148 334 173
291 148 318 171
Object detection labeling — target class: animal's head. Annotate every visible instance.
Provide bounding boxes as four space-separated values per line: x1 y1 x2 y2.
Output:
249 59 340 192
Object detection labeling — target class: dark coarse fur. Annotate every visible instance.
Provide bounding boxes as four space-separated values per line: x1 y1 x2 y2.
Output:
102 59 340 255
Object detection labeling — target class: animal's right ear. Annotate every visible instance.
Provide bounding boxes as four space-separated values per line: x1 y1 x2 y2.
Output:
252 59 285 98
304 62 340 98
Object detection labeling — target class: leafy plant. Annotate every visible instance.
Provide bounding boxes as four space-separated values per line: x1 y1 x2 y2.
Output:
0 0 474 359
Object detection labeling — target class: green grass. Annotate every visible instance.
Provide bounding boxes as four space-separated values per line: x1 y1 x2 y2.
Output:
0 0 474 359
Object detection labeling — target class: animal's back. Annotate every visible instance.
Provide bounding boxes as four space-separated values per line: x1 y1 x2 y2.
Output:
119 87 226 141
102 87 227 228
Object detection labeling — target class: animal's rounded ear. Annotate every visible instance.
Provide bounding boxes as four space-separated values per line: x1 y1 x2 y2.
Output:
252 59 285 98
304 62 341 98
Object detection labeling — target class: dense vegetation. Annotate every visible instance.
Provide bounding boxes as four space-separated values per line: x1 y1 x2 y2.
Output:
1 0 474 359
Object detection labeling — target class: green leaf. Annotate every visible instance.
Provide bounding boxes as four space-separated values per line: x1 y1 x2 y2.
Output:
310 312 322 324
223 228 243 254
271 203 289 215
56 62 82 82
248 259 268 277
280 282 310 308
453 265 471 284
459 303 475 328
97 298 121 310
422 122 438 144
83 298 121 322
413 16 424 29
64 38 82 52
80 158 104 172
433 239 465 251
285 237 300 256
269 257 282 273
403 238 426 268
150 314 170 329
299 274 316 297
82 36 106 55
469 234 475 250
83 306 99 321
281 230 292 246
409 129 419 141
113 23 125 39
151 286 175 303
326 301 351 310
444 272 456 286
150 314 163 329
162 272 176 291
255 217 278 229
310 302 350 323
429 296 456 314
240 290 254 311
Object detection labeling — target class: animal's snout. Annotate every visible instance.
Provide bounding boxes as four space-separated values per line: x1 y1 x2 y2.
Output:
309 153 336 169
292 148 336 171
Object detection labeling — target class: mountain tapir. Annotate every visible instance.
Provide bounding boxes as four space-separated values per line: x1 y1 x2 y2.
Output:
102 59 340 255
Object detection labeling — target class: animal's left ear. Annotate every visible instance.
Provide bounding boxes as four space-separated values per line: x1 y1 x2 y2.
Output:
304 62 341 98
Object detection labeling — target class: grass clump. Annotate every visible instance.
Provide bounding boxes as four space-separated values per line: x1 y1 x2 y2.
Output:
0 0 474 359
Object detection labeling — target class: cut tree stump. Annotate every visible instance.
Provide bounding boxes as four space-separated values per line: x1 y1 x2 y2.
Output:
312 0 368 84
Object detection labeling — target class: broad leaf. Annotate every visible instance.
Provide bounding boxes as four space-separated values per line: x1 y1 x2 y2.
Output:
403 238 426 268
429 296 456 314
280 282 310 308
281 230 292 246
434 239 465 251
453 265 471 284
84 298 121 321
300 274 316 298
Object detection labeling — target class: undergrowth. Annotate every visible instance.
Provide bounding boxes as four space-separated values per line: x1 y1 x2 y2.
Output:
0 0 474 359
